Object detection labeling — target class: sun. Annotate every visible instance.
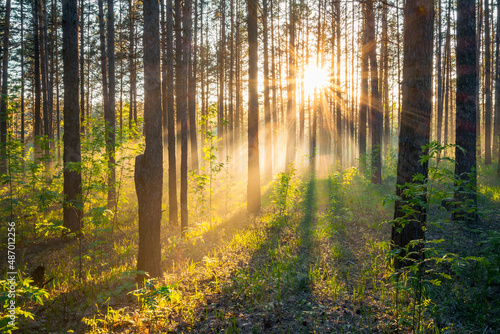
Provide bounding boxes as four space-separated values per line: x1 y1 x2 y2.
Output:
303 63 330 95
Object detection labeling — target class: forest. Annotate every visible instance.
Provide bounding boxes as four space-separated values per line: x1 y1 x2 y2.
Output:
0 0 499 332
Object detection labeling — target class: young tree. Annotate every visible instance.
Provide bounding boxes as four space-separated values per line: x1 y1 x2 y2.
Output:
454 0 477 222
392 0 434 268
62 0 83 232
135 0 163 278
247 0 261 214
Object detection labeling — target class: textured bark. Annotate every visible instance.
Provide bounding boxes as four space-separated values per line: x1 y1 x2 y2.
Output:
177 0 189 234
62 0 83 232
335 0 342 170
21 0 26 165
188 0 198 172
247 0 261 214
106 0 117 210
484 0 492 164
136 0 163 279
79 0 85 133
495 0 500 163
436 0 444 145
454 0 477 222
129 0 137 130
285 0 296 167
382 1 390 152
33 0 42 159
359 11 368 167
392 0 434 268
366 0 382 184
263 0 272 180
0 0 11 175
166 0 178 225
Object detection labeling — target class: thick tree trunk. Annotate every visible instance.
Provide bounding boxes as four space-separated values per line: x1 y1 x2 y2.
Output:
62 0 83 232
247 0 261 214
454 0 477 222
392 0 434 268
136 0 163 279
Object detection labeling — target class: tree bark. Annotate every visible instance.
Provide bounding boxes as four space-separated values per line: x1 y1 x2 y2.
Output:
166 0 178 225
484 0 492 164
0 0 11 175
454 0 477 222
263 0 272 180
285 0 296 167
247 0 261 214
62 0 83 232
136 0 163 279
392 0 434 268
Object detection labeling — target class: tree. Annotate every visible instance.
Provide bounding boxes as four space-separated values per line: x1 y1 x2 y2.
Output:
166 0 178 226
484 0 492 165
0 0 11 175
366 0 382 184
135 0 163 279
263 0 272 180
247 0 261 214
454 0 477 222
392 0 434 268
62 0 83 232
285 0 296 167
106 0 117 210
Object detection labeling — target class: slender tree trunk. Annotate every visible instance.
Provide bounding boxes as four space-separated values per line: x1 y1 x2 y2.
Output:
106 0 116 210
476 0 482 158
392 0 434 268
263 0 272 180
21 0 26 166
247 0 261 213
382 1 390 152
34 0 42 160
359 8 368 169
218 0 226 160
335 0 342 170
62 0 83 232
166 0 178 225
178 0 189 234
80 0 85 133
129 0 136 131
454 0 477 222
286 0 296 167
187 0 198 172
484 0 492 164
437 0 444 145
39 0 51 163
0 0 11 175
366 0 382 184
136 0 163 279
494 0 500 160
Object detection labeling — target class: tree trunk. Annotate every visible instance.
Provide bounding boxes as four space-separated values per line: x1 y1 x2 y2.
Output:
106 0 116 210
484 0 492 164
366 0 382 184
136 0 163 279
62 0 83 232
263 0 272 180
454 0 477 222
0 0 11 175
34 0 42 160
247 0 261 214
436 0 444 145
392 0 434 268
359 9 368 169
285 0 296 168
79 0 85 133
335 0 342 170
187 0 198 172
166 0 178 225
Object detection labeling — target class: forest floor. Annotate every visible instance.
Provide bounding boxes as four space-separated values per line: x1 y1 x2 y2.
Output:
5 161 500 333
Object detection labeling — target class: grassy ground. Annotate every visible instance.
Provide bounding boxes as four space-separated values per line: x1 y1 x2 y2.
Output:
2 159 500 333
